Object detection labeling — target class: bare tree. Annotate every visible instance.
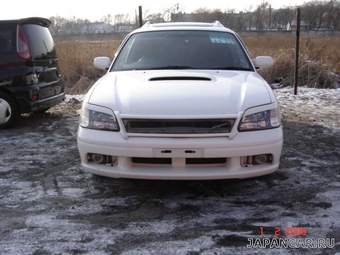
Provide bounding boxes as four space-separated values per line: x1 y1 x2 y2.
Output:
316 1 327 29
113 14 132 32
272 7 295 30
192 8 211 22
234 11 249 31
162 3 186 21
324 0 340 30
192 8 231 23
212 9 236 28
114 14 130 25
243 6 255 30
83 19 93 34
49 16 67 35
101 14 113 25
302 1 322 30
49 0 340 36
254 1 269 30
62 17 85 34
301 0 340 30
145 13 164 23
330 1 340 30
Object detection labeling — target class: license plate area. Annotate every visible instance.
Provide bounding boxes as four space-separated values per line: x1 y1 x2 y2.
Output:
153 148 204 158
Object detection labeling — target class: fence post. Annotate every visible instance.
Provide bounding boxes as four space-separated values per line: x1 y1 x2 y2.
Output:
139 6 143 28
294 8 301 95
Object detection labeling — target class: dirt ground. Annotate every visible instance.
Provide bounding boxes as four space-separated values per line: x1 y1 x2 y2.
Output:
0 88 339 255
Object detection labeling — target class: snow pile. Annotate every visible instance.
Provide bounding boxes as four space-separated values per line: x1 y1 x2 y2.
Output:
274 87 340 129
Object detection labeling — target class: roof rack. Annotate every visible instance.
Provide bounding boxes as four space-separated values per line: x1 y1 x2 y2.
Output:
141 21 225 29
212 21 224 27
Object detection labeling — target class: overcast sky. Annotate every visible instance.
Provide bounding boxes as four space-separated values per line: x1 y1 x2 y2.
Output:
2 0 306 22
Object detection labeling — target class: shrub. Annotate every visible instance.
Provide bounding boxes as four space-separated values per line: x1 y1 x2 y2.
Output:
244 36 340 89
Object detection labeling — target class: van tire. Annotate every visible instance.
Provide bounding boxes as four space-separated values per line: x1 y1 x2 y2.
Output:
0 92 19 129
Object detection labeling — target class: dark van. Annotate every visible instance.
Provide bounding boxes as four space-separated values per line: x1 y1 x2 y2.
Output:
0 17 64 128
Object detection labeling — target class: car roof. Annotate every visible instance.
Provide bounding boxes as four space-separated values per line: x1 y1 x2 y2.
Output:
133 21 236 34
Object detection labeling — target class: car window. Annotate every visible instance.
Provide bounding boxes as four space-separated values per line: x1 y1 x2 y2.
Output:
21 24 56 60
0 23 16 53
112 30 253 71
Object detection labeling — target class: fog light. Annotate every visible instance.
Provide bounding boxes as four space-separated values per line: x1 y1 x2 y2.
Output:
87 153 118 166
254 154 271 165
241 154 272 167
91 154 105 164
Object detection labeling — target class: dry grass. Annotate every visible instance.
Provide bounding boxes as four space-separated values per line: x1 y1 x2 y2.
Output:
243 36 340 71
243 36 340 88
55 40 121 93
56 36 340 94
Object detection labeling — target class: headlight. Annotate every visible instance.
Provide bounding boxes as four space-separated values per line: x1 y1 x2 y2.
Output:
238 106 280 131
80 108 119 131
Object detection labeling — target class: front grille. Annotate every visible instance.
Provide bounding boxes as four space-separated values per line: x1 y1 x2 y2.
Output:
123 119 235 134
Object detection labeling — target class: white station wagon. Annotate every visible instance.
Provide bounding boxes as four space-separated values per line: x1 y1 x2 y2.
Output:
77 21 283 180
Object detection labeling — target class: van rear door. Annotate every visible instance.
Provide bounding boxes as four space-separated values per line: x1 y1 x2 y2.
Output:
21 19 60 82
20 18 63 101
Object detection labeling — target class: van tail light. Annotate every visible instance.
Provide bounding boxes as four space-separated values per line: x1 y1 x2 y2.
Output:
17 26 31 60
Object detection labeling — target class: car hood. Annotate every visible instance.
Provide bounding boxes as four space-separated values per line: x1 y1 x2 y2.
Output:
87 70 274 116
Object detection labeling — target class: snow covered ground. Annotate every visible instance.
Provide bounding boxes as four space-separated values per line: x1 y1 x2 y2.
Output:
274 87 340 129
0 87 339 255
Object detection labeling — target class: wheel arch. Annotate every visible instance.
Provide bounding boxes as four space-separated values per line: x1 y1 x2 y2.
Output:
0 87 20 111
0 88 20 128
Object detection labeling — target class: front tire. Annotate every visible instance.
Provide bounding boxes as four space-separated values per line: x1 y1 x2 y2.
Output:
0 92 19 129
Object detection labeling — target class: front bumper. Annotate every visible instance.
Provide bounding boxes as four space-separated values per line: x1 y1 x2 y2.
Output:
77 127 283 180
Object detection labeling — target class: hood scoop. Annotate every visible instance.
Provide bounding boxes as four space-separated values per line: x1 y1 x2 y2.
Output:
149 76 212 81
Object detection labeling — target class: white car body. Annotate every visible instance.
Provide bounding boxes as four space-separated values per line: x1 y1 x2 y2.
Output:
77 21 283 180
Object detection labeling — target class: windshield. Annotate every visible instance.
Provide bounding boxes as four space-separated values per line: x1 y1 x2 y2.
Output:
111 30 254 71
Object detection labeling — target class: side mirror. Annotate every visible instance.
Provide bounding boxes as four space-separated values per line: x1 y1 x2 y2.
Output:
94 57 111 70
253 56 274 69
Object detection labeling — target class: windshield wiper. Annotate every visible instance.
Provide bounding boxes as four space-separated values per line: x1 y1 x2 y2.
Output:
211 66 253 71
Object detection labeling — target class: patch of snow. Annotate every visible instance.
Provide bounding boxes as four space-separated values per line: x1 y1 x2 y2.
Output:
65 94 86 102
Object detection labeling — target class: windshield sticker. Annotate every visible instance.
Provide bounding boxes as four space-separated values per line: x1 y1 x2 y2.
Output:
209 34 234 44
